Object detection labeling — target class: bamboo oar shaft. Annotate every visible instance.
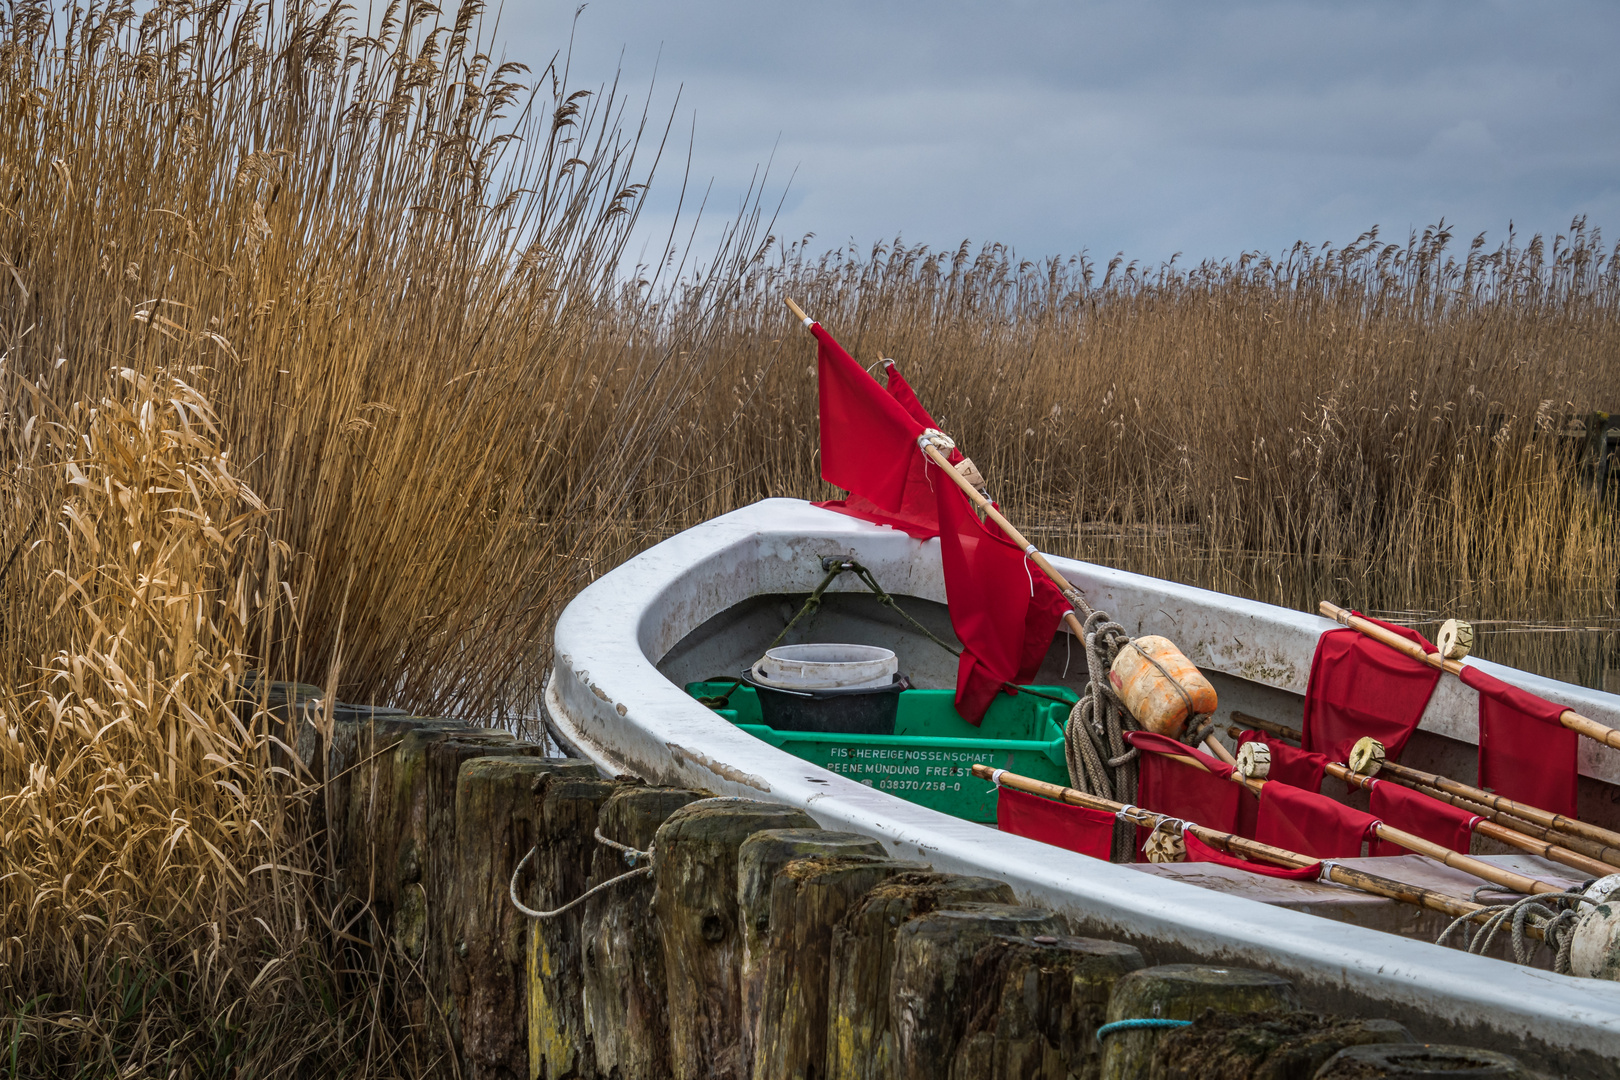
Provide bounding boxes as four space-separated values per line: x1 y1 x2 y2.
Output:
1224 723 1620 867
1158 737 1564 895
969 763 1528 933
1319 600 1620 753
1229 709 1620 855
918 441 1090 638
1323 762 1613 879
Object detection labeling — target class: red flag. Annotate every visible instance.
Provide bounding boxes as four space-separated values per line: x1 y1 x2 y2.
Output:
935 478 1071 724
1183 830 1323 880
1301 615 1441 763
1255 782 1378 860
1368 781 1479 857
1126 731 1243 857
1459 666 1579 819
816 361 957 538
813 324 925 512
1235 731 1328 836
995 786 1114 859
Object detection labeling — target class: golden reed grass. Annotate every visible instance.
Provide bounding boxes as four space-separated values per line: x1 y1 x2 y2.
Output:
654 232 1618 680
0 0 1616 1075
0 0 767 1073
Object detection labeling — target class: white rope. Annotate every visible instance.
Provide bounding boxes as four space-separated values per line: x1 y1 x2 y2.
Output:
509 846 653 920
990 768 1005 787
510 829 657 920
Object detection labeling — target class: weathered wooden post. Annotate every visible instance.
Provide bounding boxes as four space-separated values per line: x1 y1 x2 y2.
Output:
451 756 596 1080
580 784 709 1080
1099 965 1300 1080
737 829 890 1070
1314 1042 1531 1079
827 872 1018 1080
1147 1010 1413 1080
526 774 618 1080
947 935 1145 1080
889 905 1068 1080
751 856 926 1080
652 798 819 1080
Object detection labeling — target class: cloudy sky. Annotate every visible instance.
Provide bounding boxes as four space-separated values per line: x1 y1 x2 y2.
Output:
496 1 1620 267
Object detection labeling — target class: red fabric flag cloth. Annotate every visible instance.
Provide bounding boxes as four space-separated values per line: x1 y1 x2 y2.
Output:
812 324 925 513
1183 830 1323 880
935 477 1071 724
815 361 960 538
1301 615 1442 764
1236 731 1328 792
1254 782 1379 860
1459 665 1579 820
1125 731 1242 858
1367 780 1479 857
995 786 1114 860
1234 731 1329 836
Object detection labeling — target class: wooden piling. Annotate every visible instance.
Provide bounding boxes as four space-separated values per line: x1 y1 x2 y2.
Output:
889 905 1068 1080
737 828 890 1070
451 757 594 1080
826 873 1017 1080
947 935 1145 1080
580 784 708 1080
1099 965 1300 1080
751 856 925 1080
526 774 618 1080
1148 1010 1413 1080
1314 1042 1531 1078
652 798 819 1080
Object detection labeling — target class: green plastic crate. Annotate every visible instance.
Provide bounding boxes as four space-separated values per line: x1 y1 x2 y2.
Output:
685 680 1076 823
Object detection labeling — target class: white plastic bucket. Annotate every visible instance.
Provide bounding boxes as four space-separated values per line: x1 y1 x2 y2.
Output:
750 643 899 691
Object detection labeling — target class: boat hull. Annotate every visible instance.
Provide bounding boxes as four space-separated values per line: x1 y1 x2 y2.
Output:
547 499 1620 1072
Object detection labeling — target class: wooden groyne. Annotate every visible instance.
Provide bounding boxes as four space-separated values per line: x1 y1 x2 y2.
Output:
272 682 1536 1079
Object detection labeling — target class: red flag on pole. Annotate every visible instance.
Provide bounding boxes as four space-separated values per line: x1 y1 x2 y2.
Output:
995 786 1114 860
1367 781 1479 857
935 477 1071 724
812 325 925 513
1254 783 1378 860
1459 666 1579 819
816 360 958 538
1301 615 1442 763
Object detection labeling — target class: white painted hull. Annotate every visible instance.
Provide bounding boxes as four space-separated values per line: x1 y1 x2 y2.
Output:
546 498 1620 1071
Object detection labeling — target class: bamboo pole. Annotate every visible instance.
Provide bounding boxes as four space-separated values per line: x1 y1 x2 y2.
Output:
1146 738 1566 895
1223 722 1620 869
1318 600 1620 752
1227 711 1620 862
1321 762 1613 878
968 764 1538 937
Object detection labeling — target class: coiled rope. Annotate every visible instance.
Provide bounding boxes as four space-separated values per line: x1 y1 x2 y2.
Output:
1434 888 1597 972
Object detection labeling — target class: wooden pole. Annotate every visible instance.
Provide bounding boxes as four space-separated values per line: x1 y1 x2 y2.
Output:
1228 710 1620 860
1318 600 1620 753
1129 739 1568 896
968 765 1537 935
1321 761 1614 879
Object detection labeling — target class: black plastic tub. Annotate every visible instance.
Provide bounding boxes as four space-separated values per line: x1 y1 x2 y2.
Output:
740 670 906 736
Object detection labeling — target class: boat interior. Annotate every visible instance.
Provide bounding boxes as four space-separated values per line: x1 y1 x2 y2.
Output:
662 587 1615 969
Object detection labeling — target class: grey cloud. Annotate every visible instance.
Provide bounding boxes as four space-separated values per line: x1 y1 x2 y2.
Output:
500 0 1620 263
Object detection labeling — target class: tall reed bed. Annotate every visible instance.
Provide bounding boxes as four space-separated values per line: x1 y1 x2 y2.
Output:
0 1 764 1073
651 230 1619 661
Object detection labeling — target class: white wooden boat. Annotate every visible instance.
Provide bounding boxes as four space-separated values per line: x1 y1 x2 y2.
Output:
545 498 1620 1073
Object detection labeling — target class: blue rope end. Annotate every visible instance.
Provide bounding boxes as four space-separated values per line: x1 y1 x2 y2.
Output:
1095 1018 1194 1042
